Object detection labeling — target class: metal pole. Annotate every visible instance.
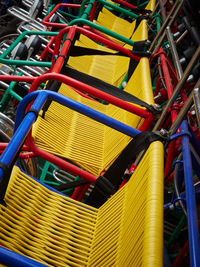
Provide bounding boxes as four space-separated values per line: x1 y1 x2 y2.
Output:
193 87 200 130
169 92 193 135
159 0 167 20
159 0 183 79
152 0 184 54
176 30 188 45
166 26 183 79
149 0 182 52
153 46 200 131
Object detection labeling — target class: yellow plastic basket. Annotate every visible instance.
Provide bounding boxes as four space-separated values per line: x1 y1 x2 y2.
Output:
0 141 163 266
33 57 154 175
93 0 156 46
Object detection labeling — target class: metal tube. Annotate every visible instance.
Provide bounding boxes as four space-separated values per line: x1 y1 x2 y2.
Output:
193 87 200 129
169 92 193 135
152 0 184 54
169 79 200 134
159 0 167 20
166 26 183 79
176 30 188 45
149 0 182 52
153 46 200 131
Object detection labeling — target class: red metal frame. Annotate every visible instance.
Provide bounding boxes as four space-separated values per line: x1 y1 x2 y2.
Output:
152 48 194 176
43 0 140 29
43 3 84 29
52 25 141 63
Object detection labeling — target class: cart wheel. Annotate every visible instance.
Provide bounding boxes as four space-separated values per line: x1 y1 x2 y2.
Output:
25 35 42 57
11 42 28 60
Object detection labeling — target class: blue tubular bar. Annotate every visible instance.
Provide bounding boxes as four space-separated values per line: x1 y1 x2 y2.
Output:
188 124 200 157
0 246 48 267
181 121 200 267
0 90 140 179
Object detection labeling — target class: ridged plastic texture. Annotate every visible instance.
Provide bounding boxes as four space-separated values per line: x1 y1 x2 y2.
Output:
0 141 163 266
33 57 154 175
68 19 148 87
94 0 154 46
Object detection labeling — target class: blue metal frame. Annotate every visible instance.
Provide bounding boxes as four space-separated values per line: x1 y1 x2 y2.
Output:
181 121 200 267
0 89 142 265
0 90 140 180
0 246 48 267
168 120 200 267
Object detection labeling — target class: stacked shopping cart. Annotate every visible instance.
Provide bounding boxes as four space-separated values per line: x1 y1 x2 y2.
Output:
0 0 199 266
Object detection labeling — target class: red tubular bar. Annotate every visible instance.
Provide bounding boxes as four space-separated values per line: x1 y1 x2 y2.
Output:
139 114 155 131
83 25 114 41
0 143 36 158
28 72 151 118
26 134 97 184
71 185 85 200
40 37 55 61
172 221 200 267
160 49 177 124
43 3 83 28
0 76 36 83
172 240 189 267
111 0 138 10
76 184 90 201
51 27 77 73
53 26 141 61
159 48 180 175
89 0 97 21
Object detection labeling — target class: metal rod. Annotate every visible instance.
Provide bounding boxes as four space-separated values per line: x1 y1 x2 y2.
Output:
153 46 200 131
150 1 159 19
152 0 184 54
149 0 182 52
169 92 193 135
193 87 200 130
166 26 183 79
159 0 167 20
170 78 200 134
176 30 188 45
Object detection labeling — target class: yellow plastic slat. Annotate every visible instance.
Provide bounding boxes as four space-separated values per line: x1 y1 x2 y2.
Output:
33 57 154 175
0 166 97 267
146 0 156 11
0 141 163 266
88 141 164 266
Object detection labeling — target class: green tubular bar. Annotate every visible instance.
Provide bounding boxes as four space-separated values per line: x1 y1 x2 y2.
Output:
166 215 186 249
0 73 23 112
68 18 136 46
78 0 90 17
96 0 139 19
0 31 58 67
66 0 142 47
58 9 78 20
138 0 149 8
39 158 80 196
78 0 139 19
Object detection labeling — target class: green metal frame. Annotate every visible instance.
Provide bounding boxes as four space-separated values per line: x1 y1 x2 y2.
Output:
0 31 58 67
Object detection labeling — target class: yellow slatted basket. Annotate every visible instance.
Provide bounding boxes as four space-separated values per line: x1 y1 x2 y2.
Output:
0 141 163 266
33 57 154 175
68 19 148 86
92 0 156 45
